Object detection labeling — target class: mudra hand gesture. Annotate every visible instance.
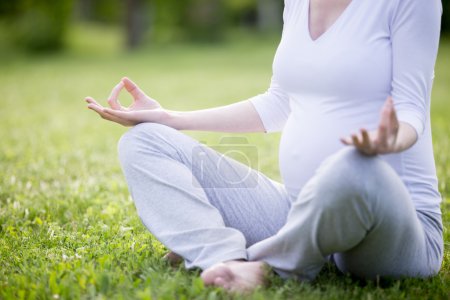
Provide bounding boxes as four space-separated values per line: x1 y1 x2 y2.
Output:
85 77 169 127
341 96 416 156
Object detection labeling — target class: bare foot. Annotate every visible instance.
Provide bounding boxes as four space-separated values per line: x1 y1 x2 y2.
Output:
200 260 270 293
162 251 184 266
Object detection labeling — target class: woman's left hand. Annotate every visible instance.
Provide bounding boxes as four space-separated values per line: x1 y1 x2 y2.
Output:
340 96 402 155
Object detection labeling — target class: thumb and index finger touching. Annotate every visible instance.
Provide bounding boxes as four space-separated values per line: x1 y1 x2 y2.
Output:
106 77 146 110
122 77 147 100
107 81 125 110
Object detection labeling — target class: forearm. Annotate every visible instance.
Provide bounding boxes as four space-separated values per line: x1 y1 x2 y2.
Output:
393 121 418 153
163 100 266 133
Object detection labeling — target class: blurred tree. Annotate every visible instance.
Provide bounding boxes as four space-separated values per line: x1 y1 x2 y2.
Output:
77 0 93 20
0 0 21 17
224 0 256 28
185 0 223 42
151 0 187 42
442 1 449 33
152 0 223 43
256 0 282 32
0 0 74 52
79 0 123 23
74 0 149 49
126 0 149 48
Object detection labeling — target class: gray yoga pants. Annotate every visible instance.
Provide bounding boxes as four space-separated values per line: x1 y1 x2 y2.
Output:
118 122 443 280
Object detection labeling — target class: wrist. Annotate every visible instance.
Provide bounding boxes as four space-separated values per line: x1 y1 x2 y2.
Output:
162 110 186 130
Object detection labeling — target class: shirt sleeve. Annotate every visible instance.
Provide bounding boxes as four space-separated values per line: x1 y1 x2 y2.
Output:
249 77 291 133
248 0 292 133
390 0 442 137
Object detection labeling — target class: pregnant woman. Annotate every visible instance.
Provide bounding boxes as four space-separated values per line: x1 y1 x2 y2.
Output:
86 0 444 293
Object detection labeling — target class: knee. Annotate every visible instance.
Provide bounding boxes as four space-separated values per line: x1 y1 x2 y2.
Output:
317 147 387 186
117 122 176 165
303 147 393 209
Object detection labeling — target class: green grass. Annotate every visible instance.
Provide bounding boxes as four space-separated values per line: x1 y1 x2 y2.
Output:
0 25 449 299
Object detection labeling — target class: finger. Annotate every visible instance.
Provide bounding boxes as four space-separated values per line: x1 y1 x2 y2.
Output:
340 136 353 145
352 134 364 148
103 108 139 121
378 98 393 147
385 96 394 105
88 104 131 125
361 129 372 147
380 98 392 128
103 107 156 124
385 97 395 124
108 81 125 110
377 122 388 149
360 129 375 154
354 132 373 154
88 103 106 115
102 111 133 126
85 96 102 107
122 77 146 100
387 97 399 134
355 131 380 155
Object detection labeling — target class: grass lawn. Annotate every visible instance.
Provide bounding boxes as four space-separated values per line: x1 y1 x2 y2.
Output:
1 26 449 299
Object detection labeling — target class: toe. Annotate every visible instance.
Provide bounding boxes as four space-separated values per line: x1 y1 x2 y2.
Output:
201 263 233 287
200 265 221 285
214 277 230 290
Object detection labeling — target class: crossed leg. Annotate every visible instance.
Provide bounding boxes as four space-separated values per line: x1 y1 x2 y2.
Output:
118 123 442 293
118 122 290 270
202 148 443 291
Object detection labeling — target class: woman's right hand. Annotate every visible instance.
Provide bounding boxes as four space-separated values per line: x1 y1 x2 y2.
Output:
86 76 266 132
85 77 170 127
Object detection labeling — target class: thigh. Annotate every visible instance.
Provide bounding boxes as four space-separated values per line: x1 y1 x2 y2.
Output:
187 139 291 246
124 123 291 246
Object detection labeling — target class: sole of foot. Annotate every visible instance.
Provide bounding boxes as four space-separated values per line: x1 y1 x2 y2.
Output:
200 260 270 294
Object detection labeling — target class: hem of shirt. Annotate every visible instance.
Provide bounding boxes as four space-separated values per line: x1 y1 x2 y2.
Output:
184 249 248 270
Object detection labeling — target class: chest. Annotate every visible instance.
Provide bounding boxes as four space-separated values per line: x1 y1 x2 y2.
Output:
274 0 393 98
308 0 353 41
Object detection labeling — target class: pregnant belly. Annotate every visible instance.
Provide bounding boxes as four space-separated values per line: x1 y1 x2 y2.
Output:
279 112 372 199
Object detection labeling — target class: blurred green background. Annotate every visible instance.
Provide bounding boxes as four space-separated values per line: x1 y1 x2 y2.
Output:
1 0 450 53
0 0 286 53
1 1 450 299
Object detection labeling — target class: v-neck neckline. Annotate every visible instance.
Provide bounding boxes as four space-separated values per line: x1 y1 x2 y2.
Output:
306 0 356 43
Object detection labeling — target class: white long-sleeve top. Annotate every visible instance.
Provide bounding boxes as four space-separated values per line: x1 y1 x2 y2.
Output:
250 0 442 213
